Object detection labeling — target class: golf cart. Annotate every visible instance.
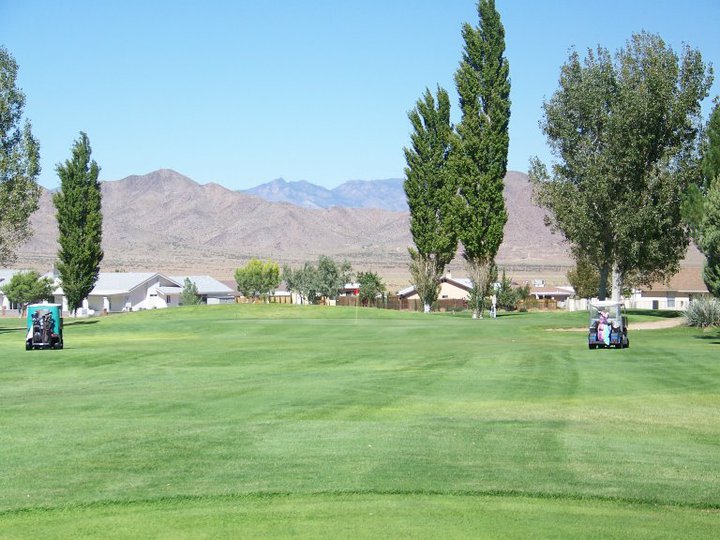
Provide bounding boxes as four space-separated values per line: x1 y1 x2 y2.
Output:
588 300 628 349
25 304 64 350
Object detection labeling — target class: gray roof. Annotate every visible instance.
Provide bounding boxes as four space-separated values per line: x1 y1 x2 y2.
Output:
171 276 234 296
0 269 27 283
90 273 181 295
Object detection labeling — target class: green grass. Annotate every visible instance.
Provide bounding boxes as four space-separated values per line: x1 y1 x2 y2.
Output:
1 305 718 538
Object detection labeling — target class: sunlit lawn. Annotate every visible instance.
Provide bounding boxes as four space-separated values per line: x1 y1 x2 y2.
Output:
0 304 718 538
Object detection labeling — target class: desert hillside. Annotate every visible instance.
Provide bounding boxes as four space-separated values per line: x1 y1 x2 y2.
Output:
17 168 688 289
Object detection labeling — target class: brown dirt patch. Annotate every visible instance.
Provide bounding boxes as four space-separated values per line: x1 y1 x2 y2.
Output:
550 317 684 332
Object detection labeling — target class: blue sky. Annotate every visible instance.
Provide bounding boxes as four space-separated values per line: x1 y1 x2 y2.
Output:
2 0 719 190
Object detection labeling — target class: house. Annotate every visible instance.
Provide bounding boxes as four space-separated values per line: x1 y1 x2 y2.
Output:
529 285 575 306
0 269 39 312
340 282 361 296
629 267 709 310
54 272 183 314
171 276 234 304
0 269 21 311
565 267 709 311
1 269 15 310
397 273 473 300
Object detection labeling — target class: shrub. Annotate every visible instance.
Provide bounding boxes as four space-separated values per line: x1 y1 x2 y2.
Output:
685 297 720 328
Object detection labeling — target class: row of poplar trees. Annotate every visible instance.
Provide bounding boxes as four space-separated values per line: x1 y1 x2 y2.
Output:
403 0 509 318
0 45 103 314
406 0 720 314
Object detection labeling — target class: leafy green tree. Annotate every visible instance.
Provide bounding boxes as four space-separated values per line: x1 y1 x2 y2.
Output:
702 99 720 191
0 46 41 265
451 0 510 319
531 32 712 301
54 132 104 314
316 255 352 301
697 100 720 297
404 87 457 313
180 277 202 305
357 271 385 307
283 256 351 304
283 262 320 304
684 99 720 239
566 255 605 299
407 249 442 313
494 270 517 310
1 271 54 315
700 179 720 296
235 258 280 301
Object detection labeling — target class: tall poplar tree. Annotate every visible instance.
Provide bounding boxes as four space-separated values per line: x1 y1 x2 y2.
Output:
452 0 510 318
700 101 720 296
531 33 712 301
54 132 103 314
0 46 41 265
404 87 457 312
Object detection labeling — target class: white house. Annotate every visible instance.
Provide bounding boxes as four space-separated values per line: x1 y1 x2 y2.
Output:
0 269 21 310
171 275 234 304
54 272 183 314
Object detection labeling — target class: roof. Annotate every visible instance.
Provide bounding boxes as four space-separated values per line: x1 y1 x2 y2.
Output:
89 273 180 296
171 276 234 296
590 300 624 308
531 285 575 297
446 277 473 290
157 286 182 295
219 280 242 296
640 267 707 294
0 269 29 285
398 274 473 298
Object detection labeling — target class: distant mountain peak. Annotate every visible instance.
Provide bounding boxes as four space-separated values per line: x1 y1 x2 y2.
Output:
243 177 407 211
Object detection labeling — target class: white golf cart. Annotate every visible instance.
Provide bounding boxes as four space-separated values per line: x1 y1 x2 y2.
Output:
588 300 629 349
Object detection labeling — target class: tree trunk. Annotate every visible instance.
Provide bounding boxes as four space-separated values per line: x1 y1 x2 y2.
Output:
598 264 610 300
611 263 623 303
466 259 493 320
424 303 431 313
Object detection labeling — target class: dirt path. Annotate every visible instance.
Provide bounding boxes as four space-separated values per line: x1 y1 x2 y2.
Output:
630 318 685 330
550 317 684 332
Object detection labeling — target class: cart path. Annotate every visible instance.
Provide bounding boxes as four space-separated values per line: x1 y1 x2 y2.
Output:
550 317 684 332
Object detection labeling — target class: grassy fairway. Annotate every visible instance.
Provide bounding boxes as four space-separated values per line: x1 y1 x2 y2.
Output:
1 305 718 538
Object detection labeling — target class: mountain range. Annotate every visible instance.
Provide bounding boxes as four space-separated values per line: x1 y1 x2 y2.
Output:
17 168 702 290
242 178 408 211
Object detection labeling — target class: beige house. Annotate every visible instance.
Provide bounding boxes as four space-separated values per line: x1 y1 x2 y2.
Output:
397 274 473 301
630 267 709 310
567 267 710 312
529 285 575 308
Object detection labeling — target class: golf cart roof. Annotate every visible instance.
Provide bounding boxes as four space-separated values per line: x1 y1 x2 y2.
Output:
590 300 624 309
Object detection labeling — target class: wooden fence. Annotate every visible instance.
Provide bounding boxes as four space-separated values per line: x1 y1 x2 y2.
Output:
337 296 559 312
337 296 470 312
